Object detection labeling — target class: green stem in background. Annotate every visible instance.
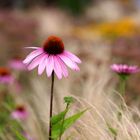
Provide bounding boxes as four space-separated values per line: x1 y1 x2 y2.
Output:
49 71 55 140
118 75 128 113
119 75 128 97
119 78 126 97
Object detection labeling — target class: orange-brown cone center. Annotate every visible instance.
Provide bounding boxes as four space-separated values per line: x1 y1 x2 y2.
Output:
16 106 25 112
43 36 64 55
13 56 22 60
0 67 10 76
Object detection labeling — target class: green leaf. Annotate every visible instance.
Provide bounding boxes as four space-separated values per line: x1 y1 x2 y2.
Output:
52 109 87 139
62 109 86 131
109 127 117 136
13 130 26 140
51 109 68 125
107 123 117 136
64 96 74 105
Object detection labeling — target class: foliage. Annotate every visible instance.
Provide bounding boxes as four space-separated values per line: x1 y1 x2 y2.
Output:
51 97 87 140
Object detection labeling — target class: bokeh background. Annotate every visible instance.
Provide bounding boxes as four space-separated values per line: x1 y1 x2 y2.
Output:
0 0 140 140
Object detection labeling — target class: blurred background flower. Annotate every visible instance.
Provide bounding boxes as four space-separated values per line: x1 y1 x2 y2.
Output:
0 67 14 84
111 64 140 75
11 105 28 120
8 57 26 71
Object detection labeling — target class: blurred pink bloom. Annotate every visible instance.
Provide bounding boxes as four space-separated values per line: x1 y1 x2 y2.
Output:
9 58 26 71
0 67 14 84
11 80 23 94
23 36 81 79
111 64 140 75
23 132 34 140
11 106 28 120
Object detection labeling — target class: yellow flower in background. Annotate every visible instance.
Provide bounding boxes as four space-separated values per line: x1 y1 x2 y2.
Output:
72 18 140 39
112 19 137 36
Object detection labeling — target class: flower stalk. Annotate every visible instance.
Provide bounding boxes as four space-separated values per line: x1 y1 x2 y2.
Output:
23 35 81 139
119 75 127 97
49 71 55 140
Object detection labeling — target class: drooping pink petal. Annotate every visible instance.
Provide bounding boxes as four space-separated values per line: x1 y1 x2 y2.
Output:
53 56 63 79
122 65 127 72
38 54 48 75
46 55 54 77
23 49 43 64
27 54 45 70
58 54 80 71
56 56 68 78
64 51 81 63
111 64 119 72
25 47 40 49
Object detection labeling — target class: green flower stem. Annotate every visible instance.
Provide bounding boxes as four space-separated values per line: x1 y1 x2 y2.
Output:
119 78 126 97
59 103 69 140
117 75 129 129
49 71 55 140
119 75 128 97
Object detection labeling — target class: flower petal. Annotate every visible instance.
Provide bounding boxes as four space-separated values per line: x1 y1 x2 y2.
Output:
58 54 80 71
27 54 45 70
46 55 54 77
23 49 43 64
53 56 62 79
64 51 81 63
56 56 68 78
38 54 48 75
111 64 119 72
25 47 40 49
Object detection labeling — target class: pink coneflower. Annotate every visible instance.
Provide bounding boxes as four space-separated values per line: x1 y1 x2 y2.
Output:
23 36 81 140
9 57 26 71
11 106 28 120
0 67 14 84
111 64 140 96
111 64 140 75
23 36 81 79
